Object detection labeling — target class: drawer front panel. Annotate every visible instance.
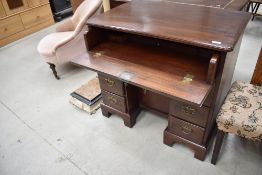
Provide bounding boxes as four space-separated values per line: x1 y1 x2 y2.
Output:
102 90 126 112
20 4 53 29
98 74 125 96
0 15 24 40
169 100 209 127
168 116 204 144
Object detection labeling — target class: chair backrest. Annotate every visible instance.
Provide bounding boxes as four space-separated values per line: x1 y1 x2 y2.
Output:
251 47 262 86
71 0 103 33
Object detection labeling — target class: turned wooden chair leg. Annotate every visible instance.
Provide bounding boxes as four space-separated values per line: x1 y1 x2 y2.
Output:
211 130 226 165
252 3 260 21
47 63 60 80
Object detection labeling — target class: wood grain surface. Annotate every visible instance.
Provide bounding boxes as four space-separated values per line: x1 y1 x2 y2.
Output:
72 50 212 106
87 0 250 51
110 0 249 10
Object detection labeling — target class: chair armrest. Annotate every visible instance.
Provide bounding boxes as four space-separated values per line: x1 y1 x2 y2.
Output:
54 23 88 53
55 28 87 63
56 19 75 32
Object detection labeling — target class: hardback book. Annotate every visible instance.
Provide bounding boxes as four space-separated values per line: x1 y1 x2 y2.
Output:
69 77 102 114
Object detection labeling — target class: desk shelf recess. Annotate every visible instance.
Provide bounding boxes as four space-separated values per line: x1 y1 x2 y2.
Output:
72 0 250 161
84 27 219 105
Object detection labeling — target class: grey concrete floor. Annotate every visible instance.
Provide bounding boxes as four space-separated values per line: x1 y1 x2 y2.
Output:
0 17 262 175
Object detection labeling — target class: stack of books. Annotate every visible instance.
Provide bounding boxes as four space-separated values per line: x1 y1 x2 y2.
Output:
70 77 102 114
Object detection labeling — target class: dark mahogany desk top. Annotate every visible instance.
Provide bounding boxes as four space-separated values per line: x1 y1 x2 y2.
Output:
111 0 249 11
88 0 250 52
166 0 248 10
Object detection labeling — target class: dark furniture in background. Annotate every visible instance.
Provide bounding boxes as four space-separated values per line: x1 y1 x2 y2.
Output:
246 0 262 20
72 0 250 161
49 0 73 21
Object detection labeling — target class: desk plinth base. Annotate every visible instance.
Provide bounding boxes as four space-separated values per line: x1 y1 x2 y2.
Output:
164 128 212 161
101 103 140 128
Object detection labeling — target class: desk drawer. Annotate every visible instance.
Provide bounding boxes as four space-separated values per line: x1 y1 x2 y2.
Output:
98 74 125 96
20 4 53 29
0 15 24 40
168 116 204 144
102 90 126 112
169 100 210 127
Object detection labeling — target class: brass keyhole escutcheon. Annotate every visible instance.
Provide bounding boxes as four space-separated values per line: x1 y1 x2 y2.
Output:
107 96 117 104
180 125 193 134
182 105 196 115
105 78 115 87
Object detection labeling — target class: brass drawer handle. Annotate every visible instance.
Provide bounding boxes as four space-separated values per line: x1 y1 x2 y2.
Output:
107 96 117 104
180 125 193 134
105 78 115 87
182 105 196 115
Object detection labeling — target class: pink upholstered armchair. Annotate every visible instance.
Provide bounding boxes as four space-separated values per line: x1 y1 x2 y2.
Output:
37 0 103 79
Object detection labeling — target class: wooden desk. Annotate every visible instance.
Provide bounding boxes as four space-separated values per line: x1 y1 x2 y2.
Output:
110 0 249 10
72 0 250 161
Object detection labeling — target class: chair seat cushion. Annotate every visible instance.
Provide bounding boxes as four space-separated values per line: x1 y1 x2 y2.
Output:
37 32 73 57
217 81 262 141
